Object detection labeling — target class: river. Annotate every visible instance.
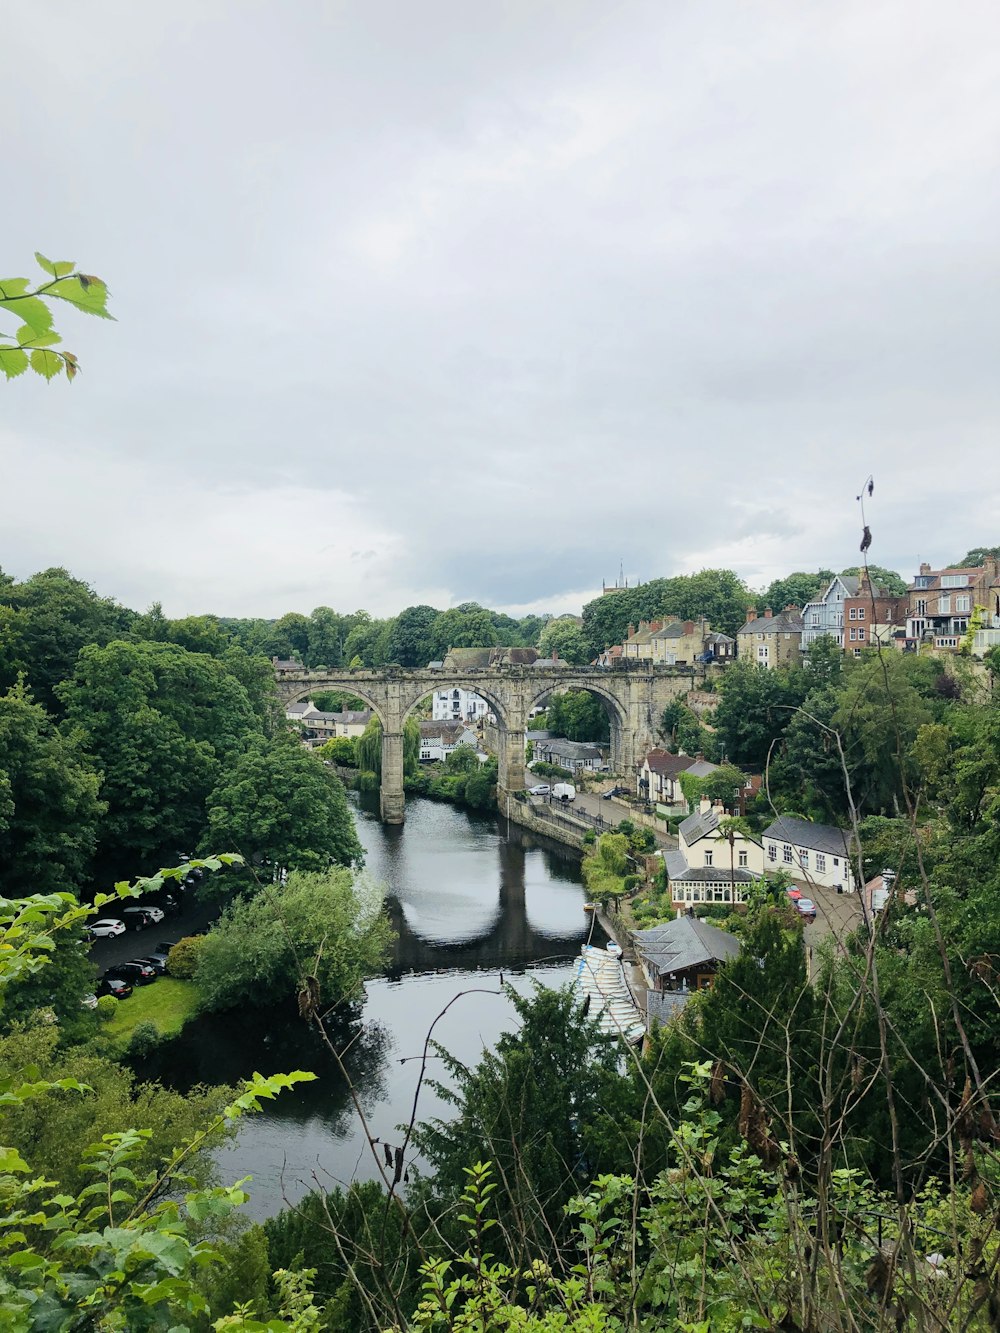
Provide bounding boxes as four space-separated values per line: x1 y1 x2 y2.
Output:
144 794 604 1218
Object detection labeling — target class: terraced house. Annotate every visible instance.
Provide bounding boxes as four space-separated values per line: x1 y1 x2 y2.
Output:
905 558 1000 652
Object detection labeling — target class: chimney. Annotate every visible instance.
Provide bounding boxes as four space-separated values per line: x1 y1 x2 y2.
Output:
650 619 662 632
785 604 799 614
699 794 712 815
695 751 704 762
920 562 931 575
764 607 773 619
627 623 635 637
551 649 558 662
712 799 725 813
745 606 757 623
683 620 694 634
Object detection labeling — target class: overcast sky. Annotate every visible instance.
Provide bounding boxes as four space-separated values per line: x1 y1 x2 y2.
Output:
5 2 999 619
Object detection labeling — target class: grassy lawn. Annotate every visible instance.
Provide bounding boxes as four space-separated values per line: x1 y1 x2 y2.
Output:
104 977 199 1041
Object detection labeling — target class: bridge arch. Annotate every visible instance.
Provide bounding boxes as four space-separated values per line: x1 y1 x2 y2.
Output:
525 680 629 774
281 682 387 731
400 678 512 731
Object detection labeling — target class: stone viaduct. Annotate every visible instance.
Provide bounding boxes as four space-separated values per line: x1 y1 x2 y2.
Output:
275 662 704 823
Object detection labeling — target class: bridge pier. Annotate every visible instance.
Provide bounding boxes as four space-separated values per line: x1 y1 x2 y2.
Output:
496 698 526 804
380 729 406 824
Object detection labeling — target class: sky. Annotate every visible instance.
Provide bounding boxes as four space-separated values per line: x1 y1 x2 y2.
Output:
4 1 1000 619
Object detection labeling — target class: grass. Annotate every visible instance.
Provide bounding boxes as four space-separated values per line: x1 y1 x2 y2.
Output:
104 977 198 1041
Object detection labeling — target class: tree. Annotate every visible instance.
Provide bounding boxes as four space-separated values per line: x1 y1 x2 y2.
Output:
955 546 1000 568
306 605 353 668
428 606 499 658
713 660 805 768
545 690 610 742
678 763 748 811
760 570 834 613
57 640 261 880
192 868 392 1014
840 564 908 596
385 604 440 667
0 683 104 897
0 566 134 711
204 735 363 875
1 252 112 381
537 617 589 665
267 611 312 661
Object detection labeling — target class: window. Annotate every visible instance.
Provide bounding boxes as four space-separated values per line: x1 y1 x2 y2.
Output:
783 844 793 864
738 849 748 867
939 595 951 614
849 628 857 641
767 844 777 862
816 853 826 873
713 884 726 902
848 607 857 620
956 596 971 613
916 599 927 616
800 850 809 869
857 607 865 619
704 850 713 866
941 574 967 588
858 628 866 641
811 614 820 626
854 648 862 657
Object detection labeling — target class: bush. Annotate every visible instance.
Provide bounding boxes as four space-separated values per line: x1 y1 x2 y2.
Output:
167 936 204 980
127 1020 161 1059
96 994 118 1021
624 874 642 893
583 829 596 845
617 818 635 838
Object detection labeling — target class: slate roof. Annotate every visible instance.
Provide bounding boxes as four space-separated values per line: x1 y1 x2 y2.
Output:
634 917 740 976
739 608 804 636
535 737 604 761
684 760 719 779
641 749 697 777
762 815 854 857
646 989 692 1028
285 700 311 715
443 648 493 669
679 808 720 843
664 849 689 879
650 620 686 640
669 867 758 883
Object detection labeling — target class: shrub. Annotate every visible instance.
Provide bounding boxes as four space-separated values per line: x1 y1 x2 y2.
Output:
617 819 635 838
96 994 118 1021
583 829 596 845
167 936 204 980
127 1020 161 1059
624 874 641 893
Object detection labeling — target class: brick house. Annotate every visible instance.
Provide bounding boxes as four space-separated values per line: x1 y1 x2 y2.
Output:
905 558 1000 651
841 571 908 657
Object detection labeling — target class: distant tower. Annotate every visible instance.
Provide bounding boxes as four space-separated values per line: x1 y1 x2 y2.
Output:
602 562 628 596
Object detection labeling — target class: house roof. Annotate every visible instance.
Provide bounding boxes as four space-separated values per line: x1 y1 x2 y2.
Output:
646 989 691 1028
739 608 804 636
684 760 719 779
907 566 980 592
419 719 467 738
535 737 603 761
705 631 735 646
678 808 720 843
762 815 853 856
272 657 304 671
338 710 372 725
650 620 687 640
634 917 740 975
285 700 311 715
641 749 697 777
442 647 493 669
669 867 759 883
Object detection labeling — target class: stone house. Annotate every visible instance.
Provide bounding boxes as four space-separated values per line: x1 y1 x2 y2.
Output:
649 618 735 665
762 815 857 893
737 606 803 668
531 737 607 772
621 620 663 661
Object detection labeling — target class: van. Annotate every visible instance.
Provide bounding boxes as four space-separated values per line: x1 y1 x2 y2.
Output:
552 783 576 803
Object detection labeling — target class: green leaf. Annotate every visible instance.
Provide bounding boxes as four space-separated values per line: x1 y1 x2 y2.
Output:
0 279 30 299
4 296 53 334
30 349 63 381
34 253 57 277
17 328 61 348
0 347 29 379
46 275 114 320
0 1147 30 1173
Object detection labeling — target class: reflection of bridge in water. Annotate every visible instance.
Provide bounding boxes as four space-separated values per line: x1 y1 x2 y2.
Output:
383 833 606 977
276 663 703 822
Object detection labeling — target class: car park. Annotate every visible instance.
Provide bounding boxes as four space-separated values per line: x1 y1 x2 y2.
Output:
528 784 550 796
87 918 126 939
794 897 816 921
97 975 133 999
135 955 168 975
109 960 158 985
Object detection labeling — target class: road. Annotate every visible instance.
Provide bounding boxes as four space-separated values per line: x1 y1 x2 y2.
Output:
524 784 676 848
89 894 222 975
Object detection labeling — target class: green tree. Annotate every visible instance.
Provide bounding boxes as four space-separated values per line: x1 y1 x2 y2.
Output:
57 640 260 880
428 605 499 658
1 252 112 381
268 611 312 662
840 564 908 595
0 683 104 897
713 659 806 768
545 689 610 742
385 604 441 667
537 617 589 665
192 868 392 1015
760 570 834 612
203 735 363 876
306 605 353 668
956 545 1000 568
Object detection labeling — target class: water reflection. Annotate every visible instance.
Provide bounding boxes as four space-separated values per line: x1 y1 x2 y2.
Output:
155 796 604 1217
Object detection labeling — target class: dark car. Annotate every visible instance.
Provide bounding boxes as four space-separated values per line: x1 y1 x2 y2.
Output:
107 961 157 985
143 942 178 969
134 955 168 975
146 891 182 918
97 976 133 1000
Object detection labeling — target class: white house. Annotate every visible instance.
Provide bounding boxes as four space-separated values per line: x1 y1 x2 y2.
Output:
432 687 489 723
663 798 765 912
761 815 857 892
801 575 860 652
418 720 479 762
531 737 607 772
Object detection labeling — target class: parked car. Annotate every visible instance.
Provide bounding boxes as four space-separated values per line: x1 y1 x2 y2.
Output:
785 887 803 902
122 906 163 931
146 891 182 917
794 897 816 921
134 955 168 975
552 783 576 803
144 942 178 969
602 787 624 800
528 784 550 796
80 992 99 1010
110 960 158 985
97 975 133 999
87 918 126 939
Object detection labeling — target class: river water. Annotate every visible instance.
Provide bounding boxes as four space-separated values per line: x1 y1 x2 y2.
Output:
146 795 604 1218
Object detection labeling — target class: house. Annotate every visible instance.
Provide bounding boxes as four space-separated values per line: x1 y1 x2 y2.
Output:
418 720 478 762
762 815 857 892
432 687 489 723
634 917 741 1018
290 702 373 745
636 749 698 804
441 647 493 671
272 656 305 672
842 571 908 657
650 618 735 665
737 606 803 668
531 737 607 772
661 797 764 911
621 620 662 661
905 558 1000 652
594 644 624 668
801 575 860 652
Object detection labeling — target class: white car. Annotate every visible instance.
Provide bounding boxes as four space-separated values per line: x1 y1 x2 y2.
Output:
528 784 550 796
88 918 126 939
122 905 165 928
